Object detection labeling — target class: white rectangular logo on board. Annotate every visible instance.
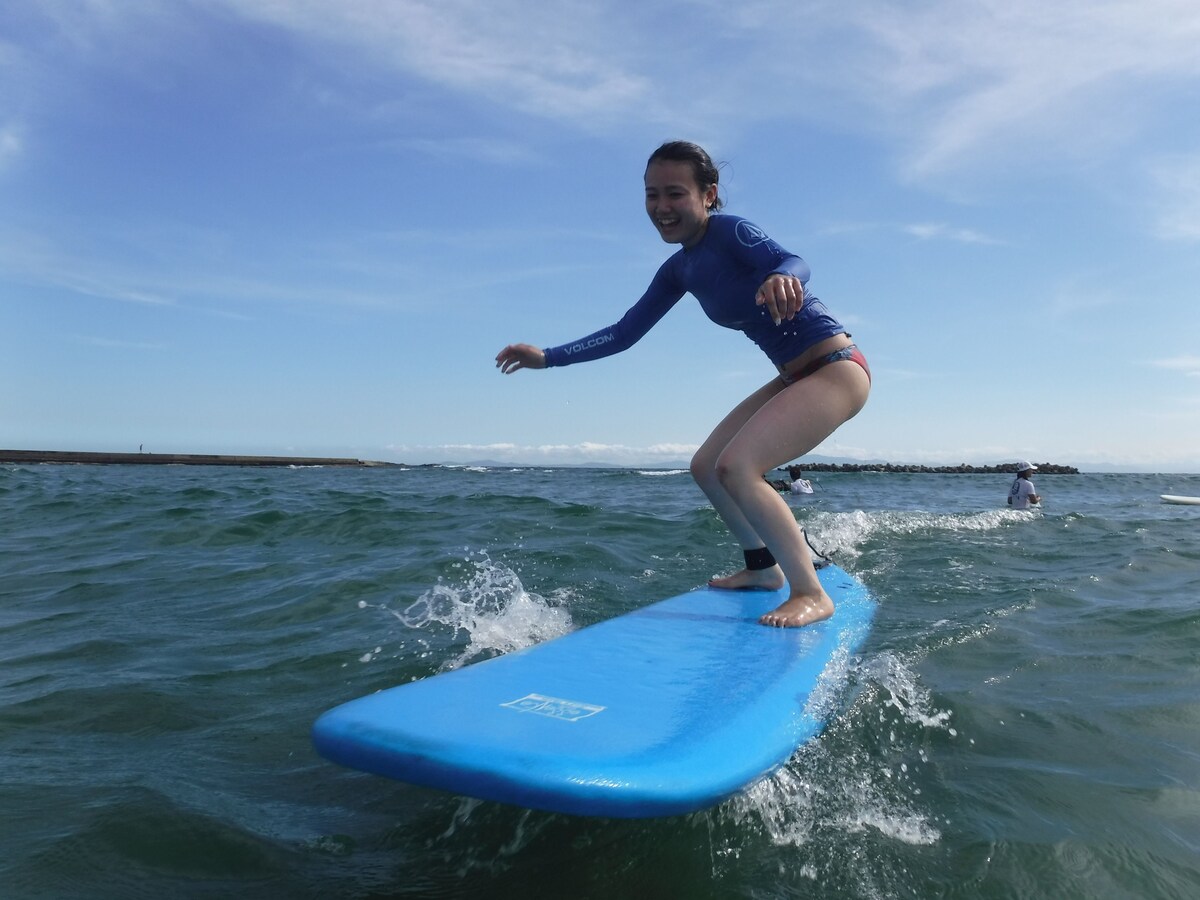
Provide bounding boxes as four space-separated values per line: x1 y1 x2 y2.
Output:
501 693 605 721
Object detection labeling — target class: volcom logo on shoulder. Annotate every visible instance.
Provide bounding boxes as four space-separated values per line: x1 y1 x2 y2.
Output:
735 220 770 248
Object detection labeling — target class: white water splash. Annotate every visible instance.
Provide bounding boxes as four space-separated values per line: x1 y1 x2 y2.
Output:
867 651 954 730
383 552 575 671
719 650 951 854
804 507 1019 562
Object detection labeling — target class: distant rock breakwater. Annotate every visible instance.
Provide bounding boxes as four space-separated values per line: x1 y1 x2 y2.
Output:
0 449 399 468
785 462 1078 475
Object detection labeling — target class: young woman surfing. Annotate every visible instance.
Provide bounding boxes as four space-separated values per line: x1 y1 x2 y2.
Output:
496 141 870 627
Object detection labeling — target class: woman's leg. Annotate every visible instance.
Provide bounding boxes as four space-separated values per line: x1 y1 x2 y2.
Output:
714 360 870 625
692 378 788 590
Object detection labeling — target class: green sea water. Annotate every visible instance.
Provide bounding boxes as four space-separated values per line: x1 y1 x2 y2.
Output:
2 463 1199 899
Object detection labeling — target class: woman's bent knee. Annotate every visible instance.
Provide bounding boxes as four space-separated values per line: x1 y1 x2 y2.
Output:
690 445 719 480
713 453 758 492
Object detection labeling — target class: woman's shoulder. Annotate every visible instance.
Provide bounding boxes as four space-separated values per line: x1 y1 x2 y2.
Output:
707 213 773 245
708 213 749 232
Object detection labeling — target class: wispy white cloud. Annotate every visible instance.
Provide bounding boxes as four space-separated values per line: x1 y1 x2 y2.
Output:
820 220 1002 244
1148 154 1200 241
831 1 1200 177
0 222 413 316
65 278 177 307
903 222 1002 245
389 441 699 467
16 1 1200 180
371 136 542 166
71 334 167 351
1043 281 1120 320
218 0 650 124
0 122 21 170
1152 355 1200 377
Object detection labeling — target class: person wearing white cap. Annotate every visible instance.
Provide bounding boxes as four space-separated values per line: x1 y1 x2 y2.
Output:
1007 462 1041 509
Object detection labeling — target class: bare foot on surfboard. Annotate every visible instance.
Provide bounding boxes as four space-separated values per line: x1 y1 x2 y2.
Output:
707 567 785 592
759 592 834 628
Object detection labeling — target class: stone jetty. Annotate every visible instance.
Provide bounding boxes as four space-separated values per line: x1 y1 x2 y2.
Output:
780 461 1078 475
0 449 397 468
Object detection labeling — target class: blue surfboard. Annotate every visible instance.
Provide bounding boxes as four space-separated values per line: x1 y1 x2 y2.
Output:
313 563 875 818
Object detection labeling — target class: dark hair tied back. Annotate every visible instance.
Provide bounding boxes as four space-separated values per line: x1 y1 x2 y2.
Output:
647 141 724 211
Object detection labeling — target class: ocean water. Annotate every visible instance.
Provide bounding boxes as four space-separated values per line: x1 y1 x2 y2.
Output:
2 463 1199 899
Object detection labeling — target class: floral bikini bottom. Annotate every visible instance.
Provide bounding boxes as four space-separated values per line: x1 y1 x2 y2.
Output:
779 343 871 386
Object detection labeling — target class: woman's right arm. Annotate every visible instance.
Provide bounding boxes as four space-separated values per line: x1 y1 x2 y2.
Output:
495 260 685 373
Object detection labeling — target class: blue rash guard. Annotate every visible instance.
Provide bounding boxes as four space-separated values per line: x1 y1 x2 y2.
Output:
542 214 847 370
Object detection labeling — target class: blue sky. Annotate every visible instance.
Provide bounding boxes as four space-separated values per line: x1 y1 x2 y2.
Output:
3 1 1199 472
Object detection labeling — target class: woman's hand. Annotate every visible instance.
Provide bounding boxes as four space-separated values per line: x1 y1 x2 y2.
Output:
755 274 805 325
495 343 546 374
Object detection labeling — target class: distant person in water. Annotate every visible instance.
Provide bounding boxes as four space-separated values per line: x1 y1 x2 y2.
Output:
496 140 870 628
768 466 814 494
1007 462 1041 509
786 465 814 494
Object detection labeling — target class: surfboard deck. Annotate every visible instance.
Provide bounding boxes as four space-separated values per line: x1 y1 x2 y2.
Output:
313 563 875 818
1161 494 1200 505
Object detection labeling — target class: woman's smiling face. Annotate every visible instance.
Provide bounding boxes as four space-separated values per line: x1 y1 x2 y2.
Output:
644 159 717 249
